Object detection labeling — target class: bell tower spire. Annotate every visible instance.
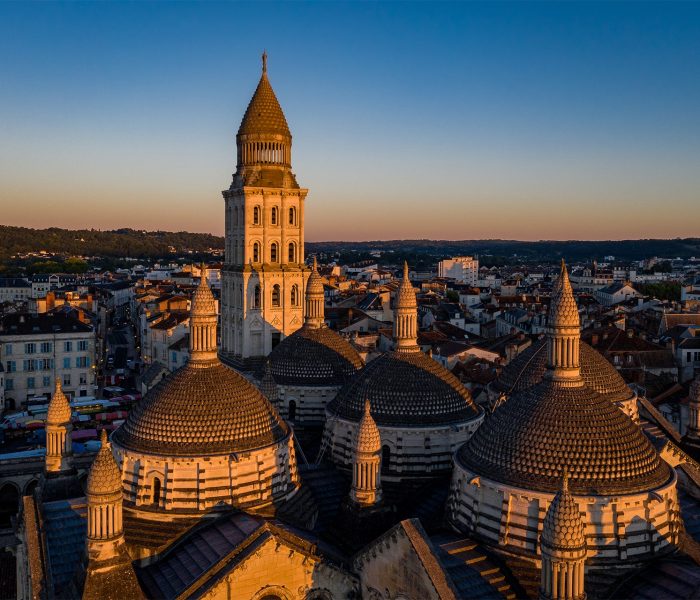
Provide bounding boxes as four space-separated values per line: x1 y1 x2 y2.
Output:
220 55 309 369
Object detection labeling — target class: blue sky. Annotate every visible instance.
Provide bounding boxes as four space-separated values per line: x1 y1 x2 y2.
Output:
1 2 698 240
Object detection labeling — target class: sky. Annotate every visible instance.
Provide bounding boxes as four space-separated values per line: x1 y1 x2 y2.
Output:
0 2 698 242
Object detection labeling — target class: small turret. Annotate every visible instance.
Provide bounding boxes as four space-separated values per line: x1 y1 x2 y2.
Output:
393 262 419 353
349 399 382 507
547 260 582 386
45 378 73 473
189 264 218 366
304 256 325 329
540 472 587 600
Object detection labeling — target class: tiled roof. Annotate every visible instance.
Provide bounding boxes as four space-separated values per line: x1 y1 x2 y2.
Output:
42 498 87 593
238 70 290 137
114 362 288 455
328 349 481 426
0 313 92 335
268 326 363 386
493 337 635 406
458 378 671 495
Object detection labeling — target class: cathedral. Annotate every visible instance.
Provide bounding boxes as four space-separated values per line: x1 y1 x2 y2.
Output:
16 55 700 600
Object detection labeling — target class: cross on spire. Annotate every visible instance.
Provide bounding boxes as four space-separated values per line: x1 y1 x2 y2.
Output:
262 50 267 74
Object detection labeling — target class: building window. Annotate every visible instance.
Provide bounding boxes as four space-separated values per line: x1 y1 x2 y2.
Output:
40 342 52 353
152 478 162 506
77 356 89 368
25 343 36 355
63 357 71 369
78 341 88 352
288 242 296 263
43 376 51 387
6 361 15 373
23 360 36 372
253 285 261 309
80 373 87 385
291 284 299 306
41 358 52 371
253 206 261 225
64 341 72 352
272 284 281 307
289 207 296 225
270 243 278 263
63 374 71 386
253 242 260 263
271 206 278 225
5 344 11 356
27 377 35 389
5 379 13 391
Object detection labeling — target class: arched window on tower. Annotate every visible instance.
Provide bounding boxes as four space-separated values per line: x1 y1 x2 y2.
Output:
270 242 278 263
272 284 281 307
253 242 261 263
253 206 261 225
291 284 299 306
271 207 278 225
152 477 161 506
382 445 391 474
253 285 261 309
289 207 296 225
288 242 296 263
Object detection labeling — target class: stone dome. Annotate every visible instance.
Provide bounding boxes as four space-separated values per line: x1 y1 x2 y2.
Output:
47 379 72 425
238 58 291 138
328 350 481 426
113 362 288 456
542 475 586 551
355 400 381 454
87 431 122 497
268 326 363 386
493 337 635 406
458 377 671 495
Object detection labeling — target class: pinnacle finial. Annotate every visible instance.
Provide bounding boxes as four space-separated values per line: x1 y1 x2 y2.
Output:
262 50 267 74
403 261 409 281
562 469 569 493
312 255 318 272
364 398 371 415
55 376 62 393
200 262 208 285
100 429 108 445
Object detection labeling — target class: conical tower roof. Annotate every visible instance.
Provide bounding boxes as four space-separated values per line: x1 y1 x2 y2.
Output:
191 264 217 317
550 259 580 329
355 400 381 455
87 430 122 497
395 261 417 310
238 52 291 138
47 378 72 425
542 473 586 551
306 256 325 298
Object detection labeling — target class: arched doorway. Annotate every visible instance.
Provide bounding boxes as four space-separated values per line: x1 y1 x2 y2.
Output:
152 477 162 506
23 480 38 497
0 483 20 529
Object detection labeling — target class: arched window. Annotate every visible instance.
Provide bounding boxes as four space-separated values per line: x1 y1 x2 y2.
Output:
0 483 20 528
253 242 260 263
270 242 278 263
288 400 297 421
288 242 296 263
253 286 261 309
271 207 278 225
289 207 296 225
233 206 238 227
272 284 281 307
291 284 299 306
152 478 161 506
381 445 391 474
253 206 261 225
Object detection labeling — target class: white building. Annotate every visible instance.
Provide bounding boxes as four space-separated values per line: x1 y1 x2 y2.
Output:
437 256 479 285
0 278 32 303
0 313 96 410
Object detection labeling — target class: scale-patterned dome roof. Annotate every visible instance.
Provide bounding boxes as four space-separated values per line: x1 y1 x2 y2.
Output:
458 378 670 495
238 64 290 138
87 430 122 497
113 362 288 456
493 337 635 406
268 326 363 386
328 350 481 426
355 400 381 454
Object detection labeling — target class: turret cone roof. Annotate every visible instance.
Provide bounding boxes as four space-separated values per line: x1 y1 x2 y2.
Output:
87 431 122 497
47 378 72 425
542 473 586 551
355 400 381 455
550 260 580 329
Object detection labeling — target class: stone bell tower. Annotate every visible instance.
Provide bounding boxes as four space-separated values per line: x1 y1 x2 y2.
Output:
220 53 308 369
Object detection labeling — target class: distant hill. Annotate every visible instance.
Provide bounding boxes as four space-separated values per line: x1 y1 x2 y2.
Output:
306 238 700 263
0 226 224 260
